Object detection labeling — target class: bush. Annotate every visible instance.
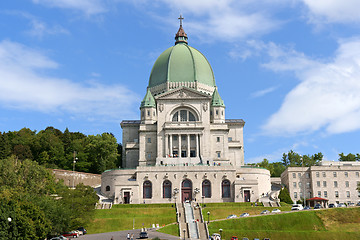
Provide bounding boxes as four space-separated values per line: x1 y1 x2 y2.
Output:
278 187 293 204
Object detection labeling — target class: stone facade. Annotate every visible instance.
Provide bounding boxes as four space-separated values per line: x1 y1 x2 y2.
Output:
101 23 271 204
281 161 360 205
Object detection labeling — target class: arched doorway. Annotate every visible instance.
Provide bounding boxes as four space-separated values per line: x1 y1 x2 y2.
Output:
181 179 192 202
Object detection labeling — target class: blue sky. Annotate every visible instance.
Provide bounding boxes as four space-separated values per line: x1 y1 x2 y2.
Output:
1 0 360 163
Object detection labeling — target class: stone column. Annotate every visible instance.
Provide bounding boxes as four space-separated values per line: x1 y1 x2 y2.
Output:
196 134 199 158
165 134 168 158
178 134 181 158
187 134 190 158
169 134 173 157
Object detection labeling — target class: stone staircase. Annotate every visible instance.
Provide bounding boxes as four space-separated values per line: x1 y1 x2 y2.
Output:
176 201 208 239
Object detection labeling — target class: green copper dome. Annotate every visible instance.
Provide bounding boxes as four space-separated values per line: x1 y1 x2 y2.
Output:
148 27 215 90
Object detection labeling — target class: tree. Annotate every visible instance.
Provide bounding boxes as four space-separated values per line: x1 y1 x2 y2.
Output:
282 150 323 167
339 153 360 161
278 187 293 204
0 156 98 238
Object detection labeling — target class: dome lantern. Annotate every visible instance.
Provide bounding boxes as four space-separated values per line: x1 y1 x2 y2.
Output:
175 15 188 45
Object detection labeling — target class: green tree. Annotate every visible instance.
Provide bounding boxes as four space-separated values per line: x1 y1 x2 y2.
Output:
86 133 118 173
282 150 323 167
278 187 293 204
339 153 360 161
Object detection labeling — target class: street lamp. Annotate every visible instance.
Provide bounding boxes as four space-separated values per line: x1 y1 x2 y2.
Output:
72 151 78 189
202 196 205 207
183 229 186 240
301 155 306 207
219 229 223 240
207 211 210 224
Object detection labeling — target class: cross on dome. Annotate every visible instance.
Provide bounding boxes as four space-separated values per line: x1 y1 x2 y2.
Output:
178 14 184 26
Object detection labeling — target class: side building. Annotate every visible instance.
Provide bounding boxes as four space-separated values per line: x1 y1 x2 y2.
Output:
281 161 360 205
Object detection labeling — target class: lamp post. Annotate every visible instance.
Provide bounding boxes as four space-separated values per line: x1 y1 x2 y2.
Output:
219 228 223 240
72 151 78 189
202 196 205 207
207 211 210 224
301 156 306 207
183 229 186 240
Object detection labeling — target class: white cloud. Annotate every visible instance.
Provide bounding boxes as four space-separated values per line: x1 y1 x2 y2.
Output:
262 38 360 135
27 19 69 38
32 0 107 15
0 40 140 121
127 0 285 42
301 0 360 23
251 86 279 98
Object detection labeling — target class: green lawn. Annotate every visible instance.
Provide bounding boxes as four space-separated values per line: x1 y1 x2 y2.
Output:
201 202 292 221
207 208 360 240
87 204 176 234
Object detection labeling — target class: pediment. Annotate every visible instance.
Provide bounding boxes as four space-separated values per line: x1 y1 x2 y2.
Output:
155 87 211 100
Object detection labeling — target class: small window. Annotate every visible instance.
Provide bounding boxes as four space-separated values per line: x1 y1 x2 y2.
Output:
318 191 321 197
345 181 349 187
324 191 328 198
189 112 196 121
222 110 224 116
306 173 310 178
317 181 320 187
356 172 359 177
147 138 151 143
322 172 326 177
173 135 178 141
334 181 338 188
345 172 348 177
172 112 178 121
217 151 221 158
293 182 297 188
333 172 337 177
323 181 327 187
306 182 311 188
298 182 302 188
147 110 150 116
202 180 211 198
180 110 187 121
294 192 297 198
190 135 195 140
298 173 301 178
216 110 219 115
316 172 319 177
335 191 339 198
346 191 350 198
106 186 110 191
228 137 232 142
216 137 220 142
293 173 296 178
182 135 186 141
163 180 172 199
147 154 151 159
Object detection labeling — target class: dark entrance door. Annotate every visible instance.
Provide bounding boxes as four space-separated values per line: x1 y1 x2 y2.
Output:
124 192 130 204
244 190 250 202
181 179 192 202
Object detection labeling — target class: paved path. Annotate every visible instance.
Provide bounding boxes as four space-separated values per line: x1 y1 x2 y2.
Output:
80 228 180 240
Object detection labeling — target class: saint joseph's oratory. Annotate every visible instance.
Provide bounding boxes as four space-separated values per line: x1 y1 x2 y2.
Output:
101 19 271 204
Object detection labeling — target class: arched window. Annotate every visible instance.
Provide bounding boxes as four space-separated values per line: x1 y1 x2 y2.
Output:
105 185 110 191
172 109 197 122
222 180 231 198
202 180 211 198
163 180 172 198
143 181 152 199
182 179 192 188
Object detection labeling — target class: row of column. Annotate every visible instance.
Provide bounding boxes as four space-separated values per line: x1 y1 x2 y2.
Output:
164 134 200 158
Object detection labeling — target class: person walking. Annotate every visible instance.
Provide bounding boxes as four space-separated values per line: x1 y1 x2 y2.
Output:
131 233 134 240
127 233 130 240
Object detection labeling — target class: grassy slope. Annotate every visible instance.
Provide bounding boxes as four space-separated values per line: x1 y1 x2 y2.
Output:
202 202 292 221
87 204 176 234
208 208 360 240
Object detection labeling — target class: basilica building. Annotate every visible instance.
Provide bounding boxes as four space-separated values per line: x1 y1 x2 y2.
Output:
101 19 271 204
